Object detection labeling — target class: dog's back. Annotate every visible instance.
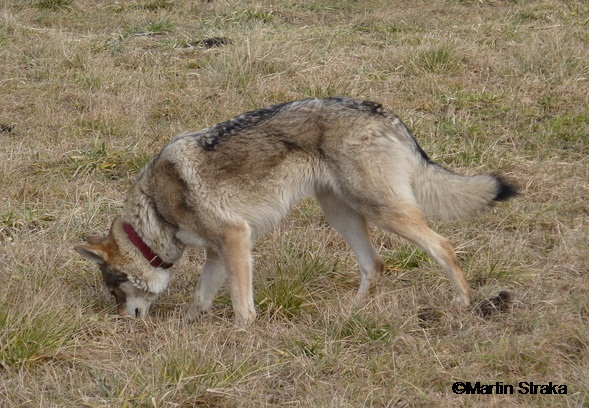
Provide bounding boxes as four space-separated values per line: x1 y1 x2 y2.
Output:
143 97 514 231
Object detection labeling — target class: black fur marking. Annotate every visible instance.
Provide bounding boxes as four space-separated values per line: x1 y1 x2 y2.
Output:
408 132 435 165
197 101 293 151
196 97 387 151
388 113 435 165
324 97 384 115
414 142 433 164
100 268 128 308
360 100 384 114
492 174 519 201
281 139 302 151
99 264 128 288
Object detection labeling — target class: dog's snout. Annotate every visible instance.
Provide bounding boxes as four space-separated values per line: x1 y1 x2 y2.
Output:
117 294 154 319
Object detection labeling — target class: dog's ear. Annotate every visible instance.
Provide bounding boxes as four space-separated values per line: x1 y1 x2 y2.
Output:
86 235 105 245
75 244 109 264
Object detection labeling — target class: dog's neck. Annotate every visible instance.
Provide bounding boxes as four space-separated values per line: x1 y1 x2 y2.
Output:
123 223 174 269
121 179 186 265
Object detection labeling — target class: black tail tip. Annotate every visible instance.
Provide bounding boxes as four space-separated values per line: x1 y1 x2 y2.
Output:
493 174 519 202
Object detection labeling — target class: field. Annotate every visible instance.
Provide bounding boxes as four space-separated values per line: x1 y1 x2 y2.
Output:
1 0 588 406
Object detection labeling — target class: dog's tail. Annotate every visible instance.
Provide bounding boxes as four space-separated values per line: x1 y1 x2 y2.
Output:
412 160 517 220
381 112 517 220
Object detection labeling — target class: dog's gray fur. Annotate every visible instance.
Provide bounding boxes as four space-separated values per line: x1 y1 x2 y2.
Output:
75 97 517 326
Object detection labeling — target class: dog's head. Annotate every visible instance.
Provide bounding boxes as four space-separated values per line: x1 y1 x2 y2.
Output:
74 221 164 318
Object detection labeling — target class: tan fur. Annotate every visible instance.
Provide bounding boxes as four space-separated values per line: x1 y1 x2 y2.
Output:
75 97 516 326
413 165 500 219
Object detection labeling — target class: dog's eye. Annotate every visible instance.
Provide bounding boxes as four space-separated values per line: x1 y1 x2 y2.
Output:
101 268 128 288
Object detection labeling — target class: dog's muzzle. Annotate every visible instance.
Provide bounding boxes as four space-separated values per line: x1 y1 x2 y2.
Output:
119 297 152 318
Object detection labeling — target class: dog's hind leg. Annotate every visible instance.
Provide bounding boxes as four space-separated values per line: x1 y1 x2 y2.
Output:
316 191 385 305
371 203 471 307
187 248 226 321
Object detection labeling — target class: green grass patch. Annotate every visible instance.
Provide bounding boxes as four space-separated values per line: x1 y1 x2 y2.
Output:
200 45 287 92
138 0 173 11
88 368 163 406
352 20 409 38
412 46 460 75
34 0 71 10
255 243 337 319
146 19 174 34
159 351 261 399
36 141 150 180
513 6 556 24
535 113 589 154
290 334 325 358
0 303 78 367
224 8 275 24
297 83 342 99
125 19 175 37
88 368 126 400
294 197 323 222
382 243 430 271
470 259 521 288
0 17 15 46
439 88 509 118
161 352 218 386
331 313 398 344
426 116 495 167
0 206 55 241
288 1 362 13
201 7 275 30
71 71 103 91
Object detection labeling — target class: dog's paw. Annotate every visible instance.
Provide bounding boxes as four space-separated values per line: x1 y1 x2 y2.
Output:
186 303 206 322
234 309 256 329
452 294 471 308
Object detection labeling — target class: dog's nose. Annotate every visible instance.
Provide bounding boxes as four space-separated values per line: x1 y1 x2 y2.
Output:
122 298 152 319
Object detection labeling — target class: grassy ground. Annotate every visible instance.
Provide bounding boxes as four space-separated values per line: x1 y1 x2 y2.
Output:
1 0 588 406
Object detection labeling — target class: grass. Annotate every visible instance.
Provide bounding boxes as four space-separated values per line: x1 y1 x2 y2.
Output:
36 140 151 180
0 302 77 366
34 0 71 11
255 253 334 319
1 0 588 406
412 46 459 74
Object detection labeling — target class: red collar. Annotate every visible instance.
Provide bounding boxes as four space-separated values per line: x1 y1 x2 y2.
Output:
123 223 173 269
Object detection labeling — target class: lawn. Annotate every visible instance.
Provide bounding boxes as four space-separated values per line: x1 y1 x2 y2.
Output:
1 0 588 406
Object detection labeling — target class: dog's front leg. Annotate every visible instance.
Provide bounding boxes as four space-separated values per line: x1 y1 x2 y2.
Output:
187 248 226 321
221 222 256 328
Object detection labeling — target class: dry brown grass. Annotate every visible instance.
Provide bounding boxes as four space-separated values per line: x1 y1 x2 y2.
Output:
1 0 588 406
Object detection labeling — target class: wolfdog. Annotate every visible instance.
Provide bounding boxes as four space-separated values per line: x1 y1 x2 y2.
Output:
75 97 517 326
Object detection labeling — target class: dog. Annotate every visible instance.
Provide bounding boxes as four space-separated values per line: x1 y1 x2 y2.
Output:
75 97 517 326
